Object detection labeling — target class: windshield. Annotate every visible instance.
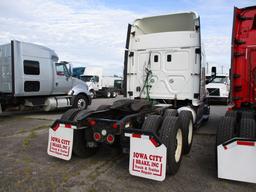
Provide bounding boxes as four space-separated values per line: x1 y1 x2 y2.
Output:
81 75 93 82
211 76 228 83
114 80 123 89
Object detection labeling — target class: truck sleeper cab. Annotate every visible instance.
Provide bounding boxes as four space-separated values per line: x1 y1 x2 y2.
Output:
48 12 210 180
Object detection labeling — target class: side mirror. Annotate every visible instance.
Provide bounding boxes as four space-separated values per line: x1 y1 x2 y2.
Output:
68 63 73 77
206 67 217 85
90 77 96 82
211 67 216 77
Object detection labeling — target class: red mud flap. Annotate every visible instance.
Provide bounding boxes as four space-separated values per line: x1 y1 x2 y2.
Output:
125 129 167 181
47 122 77 160
217 138 256 183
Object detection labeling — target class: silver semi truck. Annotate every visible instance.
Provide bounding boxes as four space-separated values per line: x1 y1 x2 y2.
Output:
0 40 91 113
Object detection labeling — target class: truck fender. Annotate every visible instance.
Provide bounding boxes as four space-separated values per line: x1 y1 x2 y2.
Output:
68 84 90 96
177 106 196 123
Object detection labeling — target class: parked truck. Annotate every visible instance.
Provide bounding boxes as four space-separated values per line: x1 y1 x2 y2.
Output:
216 6 256 183
0 40 91 113
79 67 122 98
47 12 210 181
206 73 230 104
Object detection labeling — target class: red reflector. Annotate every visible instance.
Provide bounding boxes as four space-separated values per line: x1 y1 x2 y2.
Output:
89 119 96 126
65 124 72 128
132 134 141 138
237 141 255 146
52 123 60 131
107 134 115 143
112 122 118 129
150 137 159 147
94 133 101 141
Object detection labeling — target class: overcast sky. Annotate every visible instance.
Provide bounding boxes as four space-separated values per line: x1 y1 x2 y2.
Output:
0 0 255 75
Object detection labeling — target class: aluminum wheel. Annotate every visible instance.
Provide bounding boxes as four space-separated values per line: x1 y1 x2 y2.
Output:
77 98 86 109
188 120 193 145
175 128 183 163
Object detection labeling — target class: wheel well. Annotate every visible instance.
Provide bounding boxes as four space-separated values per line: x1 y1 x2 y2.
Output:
74 93 89 104
177 107 196 123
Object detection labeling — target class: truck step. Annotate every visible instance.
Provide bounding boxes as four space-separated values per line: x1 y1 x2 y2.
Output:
233 74 241 78
234 52 245 57
234 39 246 45
237 15 253 21
232 96 242 100
234 85 242 92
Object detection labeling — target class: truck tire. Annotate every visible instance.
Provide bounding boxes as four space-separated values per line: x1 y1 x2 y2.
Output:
179 111 193 154
216 116 235 146
90 90 96 99
203 104 210 122
163 109 177 119
160 116 183 175
241 111 255 120
73 94 88 110
141 115 163 134
225 111 237 119
72 110 99 158
97 105 111 110
111 92 117 98
105 91 111 98
239 118 256 139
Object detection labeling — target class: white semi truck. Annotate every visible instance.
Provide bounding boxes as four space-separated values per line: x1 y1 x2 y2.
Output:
79 67 122 98
0 40 91 113
206 73 230 104
48 12 211 181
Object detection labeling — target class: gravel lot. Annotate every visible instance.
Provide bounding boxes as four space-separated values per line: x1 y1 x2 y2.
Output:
0 96 255 192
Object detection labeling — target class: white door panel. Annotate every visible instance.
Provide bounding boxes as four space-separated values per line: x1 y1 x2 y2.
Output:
128 49 193 100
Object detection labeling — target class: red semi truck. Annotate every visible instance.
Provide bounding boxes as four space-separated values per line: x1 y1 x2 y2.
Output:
217 6 256 183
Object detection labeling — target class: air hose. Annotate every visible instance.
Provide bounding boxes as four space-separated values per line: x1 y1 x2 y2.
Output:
139 52 153 101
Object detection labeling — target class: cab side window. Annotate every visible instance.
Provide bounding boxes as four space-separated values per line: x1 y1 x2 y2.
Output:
56 64 69 77
24 60 40 75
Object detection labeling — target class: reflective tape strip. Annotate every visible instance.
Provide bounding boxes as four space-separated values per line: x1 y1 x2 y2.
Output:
60 124 77 129
150 137 159 147
125 133 131 137
132 134 141 138
237 141 255 147
65 124 72 128
52 123 60 131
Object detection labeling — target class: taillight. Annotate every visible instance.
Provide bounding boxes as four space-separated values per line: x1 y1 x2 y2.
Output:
107 134 115 144
112 122 118 129
94 132 101 141
88 119 96 126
